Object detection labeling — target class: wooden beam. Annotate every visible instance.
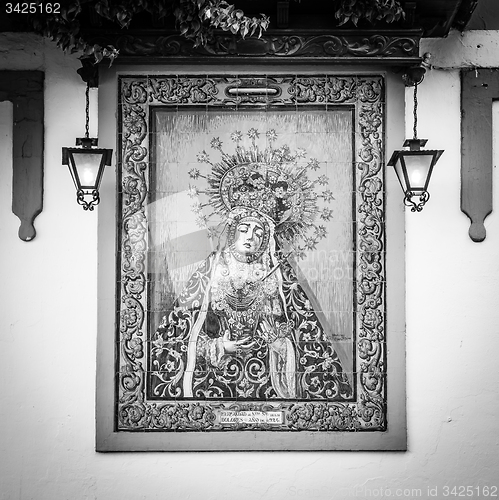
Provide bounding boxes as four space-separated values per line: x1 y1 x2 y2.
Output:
461 68 497 242
0 71 44 241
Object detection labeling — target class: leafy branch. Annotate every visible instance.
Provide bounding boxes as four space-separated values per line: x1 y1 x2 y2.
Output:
334 0 405 26
23 0 404 63
25 0 269 62
174 0 269 47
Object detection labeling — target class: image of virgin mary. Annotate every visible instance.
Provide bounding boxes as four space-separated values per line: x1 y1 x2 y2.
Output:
150 207 352 400
150 129 354 400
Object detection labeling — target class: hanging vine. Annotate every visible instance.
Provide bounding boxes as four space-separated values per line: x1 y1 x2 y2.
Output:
21 0 405 63
335 0 405 26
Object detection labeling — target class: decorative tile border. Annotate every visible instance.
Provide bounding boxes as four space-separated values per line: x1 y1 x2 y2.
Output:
116 75 385 433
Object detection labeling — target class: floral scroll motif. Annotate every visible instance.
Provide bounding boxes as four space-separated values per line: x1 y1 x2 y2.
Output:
107 33 419 63
149 77 218 104
117 75 386 432
288 77 327 104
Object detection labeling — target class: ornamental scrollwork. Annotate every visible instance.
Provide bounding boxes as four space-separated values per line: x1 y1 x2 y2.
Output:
288 77 327 104
122 79 148 104
102 32 420 65
326 76 357 103
324 35 418 58
353 75 384 410
287 403 361 431
149 77 218 104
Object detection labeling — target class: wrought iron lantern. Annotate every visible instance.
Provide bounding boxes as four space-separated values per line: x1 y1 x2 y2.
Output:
388 79 444 212
62 83 112 211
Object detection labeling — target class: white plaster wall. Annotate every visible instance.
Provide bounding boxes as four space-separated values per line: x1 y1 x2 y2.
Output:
0 31 498 500
424 29 499 68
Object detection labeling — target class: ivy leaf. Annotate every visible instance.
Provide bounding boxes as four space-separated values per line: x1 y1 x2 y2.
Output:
116 11 128 26
23 0 404 63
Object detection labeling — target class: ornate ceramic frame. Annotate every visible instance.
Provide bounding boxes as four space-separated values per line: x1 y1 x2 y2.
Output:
97 71 405 450
117 73 384 429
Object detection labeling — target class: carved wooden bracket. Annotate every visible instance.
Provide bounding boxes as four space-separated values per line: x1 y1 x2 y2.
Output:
461 69 497 242
0 71 44 242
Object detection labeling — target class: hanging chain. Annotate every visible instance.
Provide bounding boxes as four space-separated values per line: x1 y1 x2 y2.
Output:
85 82 90 139
413 82 418 140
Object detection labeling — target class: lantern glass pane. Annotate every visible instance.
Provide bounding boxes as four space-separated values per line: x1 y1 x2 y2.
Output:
403 154 433 191
73 152 103 188
392 155 408 191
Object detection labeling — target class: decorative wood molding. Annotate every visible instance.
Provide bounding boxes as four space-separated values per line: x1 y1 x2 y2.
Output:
86 29 422 66
461 69 497 242
0 71 44 242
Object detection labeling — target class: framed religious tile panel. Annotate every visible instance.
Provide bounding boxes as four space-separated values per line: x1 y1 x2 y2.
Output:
96 71 406 451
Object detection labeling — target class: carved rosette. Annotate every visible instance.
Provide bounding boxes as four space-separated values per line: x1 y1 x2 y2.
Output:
117 75 385 431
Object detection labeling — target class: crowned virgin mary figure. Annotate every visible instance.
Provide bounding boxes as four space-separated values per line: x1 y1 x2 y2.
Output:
150 129 352 400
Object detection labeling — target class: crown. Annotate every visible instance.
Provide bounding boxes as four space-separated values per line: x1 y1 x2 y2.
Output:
188 128 334 257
